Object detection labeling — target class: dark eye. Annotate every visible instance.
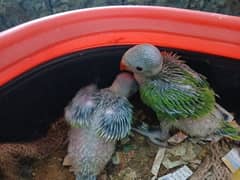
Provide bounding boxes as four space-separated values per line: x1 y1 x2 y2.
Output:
136 66 143 71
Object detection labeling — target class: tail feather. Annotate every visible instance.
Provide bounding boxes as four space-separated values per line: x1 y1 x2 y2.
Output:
218 121 240 141
214 104 240 141
76 174 96 180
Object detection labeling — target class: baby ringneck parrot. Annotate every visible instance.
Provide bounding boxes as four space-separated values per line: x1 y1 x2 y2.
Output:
120 44 239 144
64 72 138 180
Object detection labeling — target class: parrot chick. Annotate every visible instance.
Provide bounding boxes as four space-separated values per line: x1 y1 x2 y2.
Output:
120 44 239 144
64 72 138 180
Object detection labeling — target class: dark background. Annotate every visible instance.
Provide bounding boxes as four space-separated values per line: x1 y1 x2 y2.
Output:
0 0 240 32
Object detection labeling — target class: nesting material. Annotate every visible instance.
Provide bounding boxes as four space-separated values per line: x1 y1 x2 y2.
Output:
151 147 166 176
117 167 137 180
158 165 193 180
190 140 232 180
0 118 69 180
162 141 202 169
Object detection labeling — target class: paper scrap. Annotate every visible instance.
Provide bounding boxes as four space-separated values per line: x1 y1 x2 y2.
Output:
181 142 201 161
151 147 166 176
222 148 240 173
112 152 120 165
151 176 157 180
158 165 193 180
62 155 72 166
162 141 201 169
158 173 173 180
168 132 188 144
173 165 193 179
162 157 186 169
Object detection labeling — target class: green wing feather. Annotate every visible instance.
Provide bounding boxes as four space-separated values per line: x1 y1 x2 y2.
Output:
140 52 216 121
217 121 240 141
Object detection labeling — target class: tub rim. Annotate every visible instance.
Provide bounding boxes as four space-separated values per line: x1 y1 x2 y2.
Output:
0 5 240 86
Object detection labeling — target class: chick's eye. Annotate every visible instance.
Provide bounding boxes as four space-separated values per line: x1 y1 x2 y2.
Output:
136 66 143 71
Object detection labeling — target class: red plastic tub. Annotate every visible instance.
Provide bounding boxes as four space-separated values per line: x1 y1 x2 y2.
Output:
0 6 239 141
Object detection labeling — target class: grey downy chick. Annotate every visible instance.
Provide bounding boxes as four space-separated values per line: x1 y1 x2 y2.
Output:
63 72 138 180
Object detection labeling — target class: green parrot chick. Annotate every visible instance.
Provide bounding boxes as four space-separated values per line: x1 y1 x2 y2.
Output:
121 44 236 142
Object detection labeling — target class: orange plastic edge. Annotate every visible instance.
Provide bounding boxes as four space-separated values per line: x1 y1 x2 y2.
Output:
0 6 240 86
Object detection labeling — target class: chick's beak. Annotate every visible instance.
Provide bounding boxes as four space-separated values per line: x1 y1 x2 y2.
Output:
120 59 128 71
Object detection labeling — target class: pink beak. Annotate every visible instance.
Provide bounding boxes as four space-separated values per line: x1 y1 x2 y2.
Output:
120 59 128 71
